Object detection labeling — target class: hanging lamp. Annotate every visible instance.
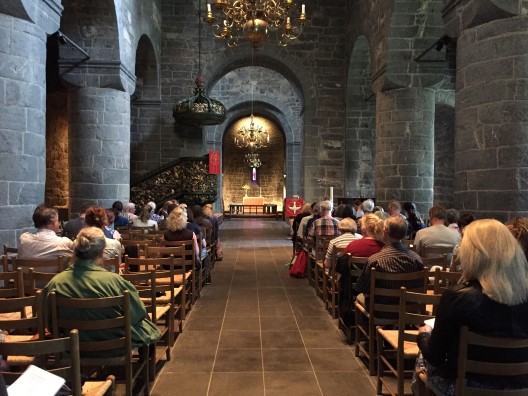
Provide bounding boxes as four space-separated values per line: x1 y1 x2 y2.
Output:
173 1 226 126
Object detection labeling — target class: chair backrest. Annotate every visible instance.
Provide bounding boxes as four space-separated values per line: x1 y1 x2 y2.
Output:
433 269 463 295
131 224 156 232
0 329 83 395
50 290 131 359
154 242 194 266
420 245 455 258
124 254 180 273
0 290 45 339
24 267 58 296
102 254 120 273
456 325 528 395
421 254 449 271
314 235 334 260
369 268 428 326
12 256 69 290
398 287 442 345
0 267 24 298
402 239 415 250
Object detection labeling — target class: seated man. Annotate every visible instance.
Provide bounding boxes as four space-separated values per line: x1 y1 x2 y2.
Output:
414 205 461 256
63 202 94 239
18 204 74 259
307 200 339 249
354 216 424 303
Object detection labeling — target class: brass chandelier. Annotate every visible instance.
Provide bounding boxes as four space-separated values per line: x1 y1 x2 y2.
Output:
203 0 307 48
245 152 262 168
234 114 269 151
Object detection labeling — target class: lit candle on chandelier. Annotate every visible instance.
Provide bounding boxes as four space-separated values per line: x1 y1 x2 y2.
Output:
207 3 211 12
301 4 305 14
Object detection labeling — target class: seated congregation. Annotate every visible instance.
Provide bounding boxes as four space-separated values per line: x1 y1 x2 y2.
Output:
291 198 528 395
0 199 222 395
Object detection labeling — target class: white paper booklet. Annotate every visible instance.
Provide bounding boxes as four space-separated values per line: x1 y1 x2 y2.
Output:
7 364 66 396
424 318 435 329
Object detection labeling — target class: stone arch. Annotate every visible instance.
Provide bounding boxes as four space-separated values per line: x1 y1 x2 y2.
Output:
130 34 161 182
345 35 376 199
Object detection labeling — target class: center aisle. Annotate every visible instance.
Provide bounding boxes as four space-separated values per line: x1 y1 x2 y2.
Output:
151 219 377 396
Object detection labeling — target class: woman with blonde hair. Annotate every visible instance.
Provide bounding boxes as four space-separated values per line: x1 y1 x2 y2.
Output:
163 206 199 260
417 219 528 394
342 214 384 257
133 205 158 230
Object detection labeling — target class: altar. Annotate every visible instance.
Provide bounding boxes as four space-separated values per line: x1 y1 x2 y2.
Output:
242 196 264 205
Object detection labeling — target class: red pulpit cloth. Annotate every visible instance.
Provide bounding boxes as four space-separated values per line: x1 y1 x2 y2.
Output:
209 151 220 174
285 198 304 218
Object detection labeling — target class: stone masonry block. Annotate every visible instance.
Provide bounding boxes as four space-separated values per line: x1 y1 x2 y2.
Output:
8 182 44 205
498 145 528 168
455 148 497 172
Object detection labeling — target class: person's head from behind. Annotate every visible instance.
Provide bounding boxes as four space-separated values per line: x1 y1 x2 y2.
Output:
79 202 95 217
106 208 116 225
167 206 187 232
506 217 528 259
362 199 375 214
458 213 476 234
428 205 447 224
32 204 60 232
192 205 203 220
312 203 321 216
319 200 333 216
139 205 152 222
383 216 408 243
387 200 401 216
338 218 357 234
84 207 108 228
112 201 123 212
402 202 418 217
300 202 312 214
341 205 355 220
123 202 136 214
446 208 460 226
360 214 384 241
74 227 106 261
460 219 528 305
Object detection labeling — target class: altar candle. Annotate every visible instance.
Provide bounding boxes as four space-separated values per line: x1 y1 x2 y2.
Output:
330 186 333 204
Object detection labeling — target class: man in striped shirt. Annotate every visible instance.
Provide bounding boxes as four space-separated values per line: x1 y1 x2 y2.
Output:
324 217 362 269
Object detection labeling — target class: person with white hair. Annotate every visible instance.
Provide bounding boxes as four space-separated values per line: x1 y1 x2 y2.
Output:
307 200 339 249
147 201 160 223
122 202 138 223
323 217 362 269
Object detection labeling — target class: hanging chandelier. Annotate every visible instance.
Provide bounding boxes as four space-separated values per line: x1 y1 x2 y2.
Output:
174 1 226 126
234 114 269 150
245 152 262 168
203 0 308 48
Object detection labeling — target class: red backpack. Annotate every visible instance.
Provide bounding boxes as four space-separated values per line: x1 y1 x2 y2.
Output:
289 250 307 278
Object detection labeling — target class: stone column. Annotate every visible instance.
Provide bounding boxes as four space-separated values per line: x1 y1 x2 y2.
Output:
375 88 435 214
0 14 47 246
455 16 528 221
286 141 301 197
68 87 131 214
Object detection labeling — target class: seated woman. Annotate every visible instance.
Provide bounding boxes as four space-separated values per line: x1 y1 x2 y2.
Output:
132 205 159 230
163 206 200 264
506 216 528 259
342 214 384 257
417 219 528 394
44 227 160 355
84 206 122 260
323 218 362 269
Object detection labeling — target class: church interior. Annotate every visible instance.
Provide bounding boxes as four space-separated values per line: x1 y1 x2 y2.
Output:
1 0 528 395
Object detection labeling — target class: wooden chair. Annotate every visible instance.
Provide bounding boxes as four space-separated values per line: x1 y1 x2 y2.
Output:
124 255 189 320
0 266 24 298
131 225 157 232
433 269 463 295
0 329 115 396
376 287 442 396
2 245 18 271
421 254 449 271
12 255 69 290
335 255 368 341
402 240 415 251
354 269 428 375
102 254 121 273
420 245 455 259
150 242 197 304
310 234 334 295
454 326 528 395
23 267 57 297
49 290 150 396
323 245 346 318
121 269 175 377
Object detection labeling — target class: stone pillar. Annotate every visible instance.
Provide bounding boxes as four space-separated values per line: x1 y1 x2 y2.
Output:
68 87 130 214
286 141 302 197
0 14 47 246
455 16 528 221
375 88 435 214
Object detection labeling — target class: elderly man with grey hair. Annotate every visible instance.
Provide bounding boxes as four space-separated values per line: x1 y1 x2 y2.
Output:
323 217 363 268
307 200 340 249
